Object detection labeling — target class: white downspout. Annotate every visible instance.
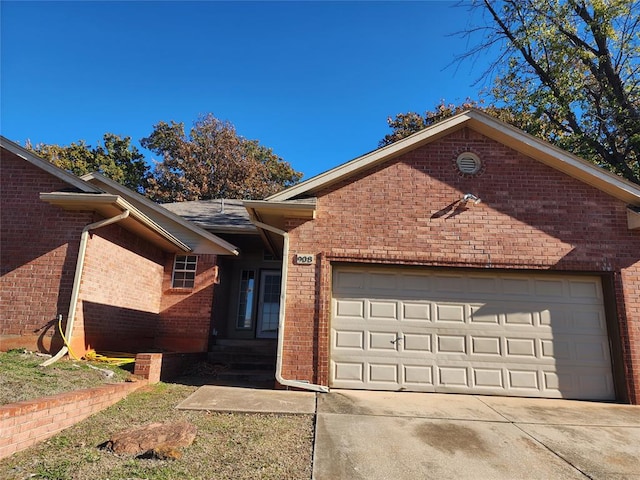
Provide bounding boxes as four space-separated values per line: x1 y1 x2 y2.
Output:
41 210 131 367
252 220 329 393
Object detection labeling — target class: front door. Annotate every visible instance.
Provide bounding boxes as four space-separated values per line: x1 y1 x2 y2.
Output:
256 270 281 339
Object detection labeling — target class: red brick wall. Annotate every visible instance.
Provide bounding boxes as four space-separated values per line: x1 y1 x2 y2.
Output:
157 254 218 352
0 381 146 459
1 148 218 356
618 266 640 400
281 128 640 402
70 224 166 356
0 150 93 352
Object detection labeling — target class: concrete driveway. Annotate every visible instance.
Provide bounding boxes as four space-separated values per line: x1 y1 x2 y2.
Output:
313 390 640 480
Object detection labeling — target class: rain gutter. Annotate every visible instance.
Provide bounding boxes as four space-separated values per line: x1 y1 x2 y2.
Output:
250 218 329 393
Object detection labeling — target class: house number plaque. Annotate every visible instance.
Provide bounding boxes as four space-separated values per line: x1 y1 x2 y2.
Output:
294 253 315 265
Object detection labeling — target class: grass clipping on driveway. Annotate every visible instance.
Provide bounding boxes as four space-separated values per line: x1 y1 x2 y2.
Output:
0 383 314 480
0 349 132 405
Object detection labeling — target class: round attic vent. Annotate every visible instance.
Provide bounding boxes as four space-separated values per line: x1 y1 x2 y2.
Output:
456 152 482 175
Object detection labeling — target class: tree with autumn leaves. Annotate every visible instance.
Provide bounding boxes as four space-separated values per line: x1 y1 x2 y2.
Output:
141 115 301 202
29 114 302 201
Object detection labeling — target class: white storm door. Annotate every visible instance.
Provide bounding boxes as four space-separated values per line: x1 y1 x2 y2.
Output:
256 270 281 339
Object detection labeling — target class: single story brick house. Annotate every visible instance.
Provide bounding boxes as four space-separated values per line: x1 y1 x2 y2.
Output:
0 136 239 358
2 108 640 404
169 110 640 403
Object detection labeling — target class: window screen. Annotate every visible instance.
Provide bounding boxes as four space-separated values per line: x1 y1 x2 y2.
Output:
172 255 198 288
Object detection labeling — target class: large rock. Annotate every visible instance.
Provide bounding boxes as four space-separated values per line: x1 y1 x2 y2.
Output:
105 422 197 458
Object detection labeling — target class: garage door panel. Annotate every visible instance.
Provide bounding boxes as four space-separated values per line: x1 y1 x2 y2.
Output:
330 267 614 400
473 368 505 389
402 303 431 321
334 330 364 349
569 279 602 300
469 305 500 324
369 300 397 319
333 362 364 382
335 299 364 318
369 331 398 351
399 274 432 293
402 333 432 352
334 271 365 290
471 336 502 356
403 365 434 386
535 279 566 297
369 272 398 291
369 363 398 383
435 304 466 322
436 335 467 354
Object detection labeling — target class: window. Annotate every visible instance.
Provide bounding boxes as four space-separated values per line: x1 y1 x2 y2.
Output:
236 270 256 329
172 255 198 288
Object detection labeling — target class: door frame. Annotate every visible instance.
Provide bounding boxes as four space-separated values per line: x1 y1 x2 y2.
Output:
256 269 282 339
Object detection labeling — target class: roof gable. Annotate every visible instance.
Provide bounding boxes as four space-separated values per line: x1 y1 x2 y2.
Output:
0 136 101 193
82 173 239 255
267 110 640 206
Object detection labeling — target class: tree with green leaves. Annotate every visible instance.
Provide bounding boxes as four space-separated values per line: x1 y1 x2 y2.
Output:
28 134 150 192
383 1 640 184
141 114 302 202
466 0 640 184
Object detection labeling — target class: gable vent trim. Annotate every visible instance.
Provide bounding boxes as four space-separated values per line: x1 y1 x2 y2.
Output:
456 152 482 175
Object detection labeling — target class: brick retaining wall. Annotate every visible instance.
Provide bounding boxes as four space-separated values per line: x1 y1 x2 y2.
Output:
0 351 203 460
0 380 147 459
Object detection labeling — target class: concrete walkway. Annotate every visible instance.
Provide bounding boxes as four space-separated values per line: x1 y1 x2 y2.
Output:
314 390 640 480
176 385 316 414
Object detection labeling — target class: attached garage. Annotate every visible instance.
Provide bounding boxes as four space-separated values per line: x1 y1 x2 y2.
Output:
330 266 615 400
252 110 640 403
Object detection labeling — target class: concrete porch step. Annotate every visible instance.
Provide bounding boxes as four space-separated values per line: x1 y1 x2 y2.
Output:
211 339 277 355
208 359 276 372
214 369 275 385
206 339 277 384
207 351 277 365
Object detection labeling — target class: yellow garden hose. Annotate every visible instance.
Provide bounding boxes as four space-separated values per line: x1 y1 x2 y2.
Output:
84 350 136 366
56 316 135 366
57 314 80 360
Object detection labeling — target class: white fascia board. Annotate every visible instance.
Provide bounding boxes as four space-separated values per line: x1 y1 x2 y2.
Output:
1 136 101 193
81 172 239 255
243 199 317 219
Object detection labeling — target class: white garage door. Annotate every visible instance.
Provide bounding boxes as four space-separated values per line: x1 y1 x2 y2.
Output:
330 266 615 400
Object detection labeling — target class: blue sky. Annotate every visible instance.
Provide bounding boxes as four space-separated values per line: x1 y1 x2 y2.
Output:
1 1 496 179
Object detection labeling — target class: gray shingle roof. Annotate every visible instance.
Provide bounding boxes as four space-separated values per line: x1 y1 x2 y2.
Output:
161 199 257 233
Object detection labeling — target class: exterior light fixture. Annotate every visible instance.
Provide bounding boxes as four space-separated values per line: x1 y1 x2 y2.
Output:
462 193 481 205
